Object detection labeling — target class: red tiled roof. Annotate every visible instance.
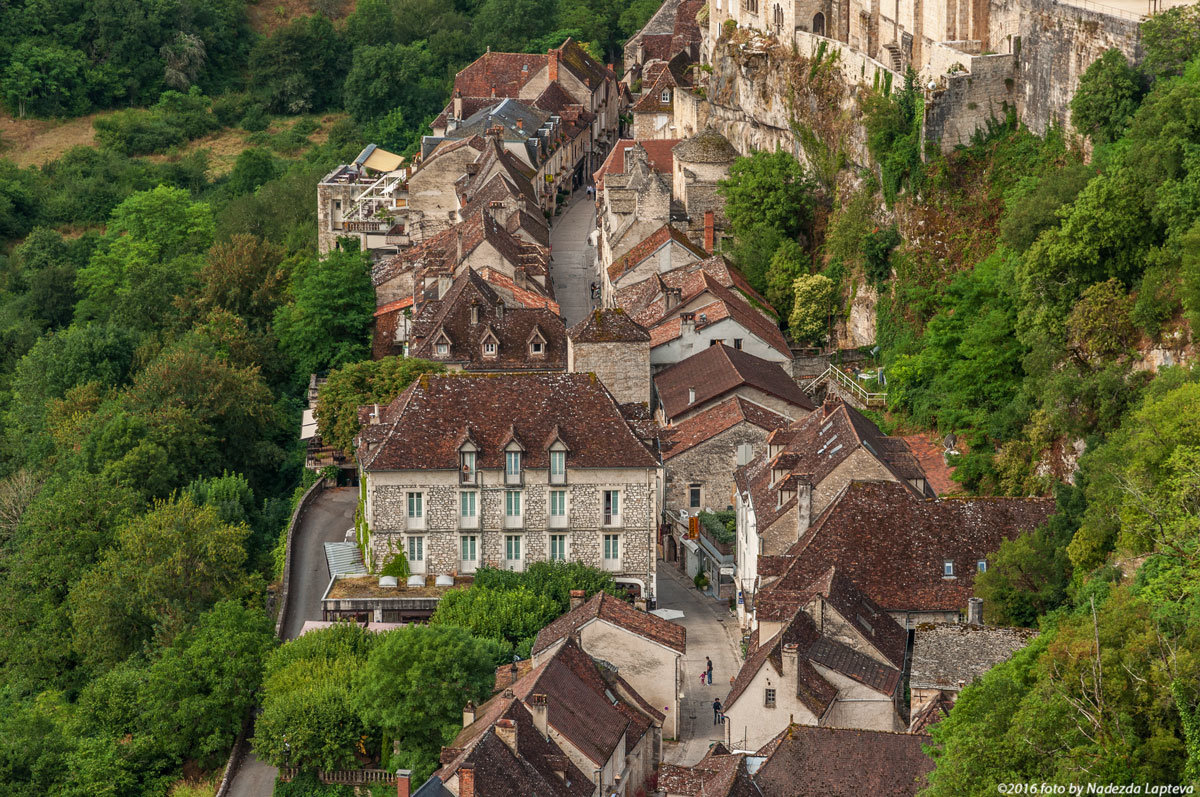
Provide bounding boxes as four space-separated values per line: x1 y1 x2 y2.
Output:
453 52 549 99
645 284 793 359
478 267 559 312
374 297 413 316
902 433 956 495
658 752 761 797
358 373 659 472
752 725 933 796
532 592 686 655
594 139 678 189
606 224 708 283
773 481 1056 612
660 396 791 460
654 344 813 421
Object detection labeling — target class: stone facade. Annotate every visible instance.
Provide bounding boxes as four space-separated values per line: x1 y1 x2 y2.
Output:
664 422 772 515
568 339 653 407
365 467 660 599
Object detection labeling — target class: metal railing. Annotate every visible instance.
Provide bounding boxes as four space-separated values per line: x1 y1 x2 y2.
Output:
1055 0 1146 21
279 767 396 785
801 364 887 408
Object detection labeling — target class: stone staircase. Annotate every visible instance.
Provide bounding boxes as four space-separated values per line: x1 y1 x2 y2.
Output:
883 43 903 73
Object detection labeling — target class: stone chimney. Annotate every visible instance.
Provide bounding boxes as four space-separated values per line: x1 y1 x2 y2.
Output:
496 718 518 754
514 265 528 289
635 596 647 612
781 642 799 679
456 228 464 264
569 589 585 610
530 693 549 737
453 90 463 119
704 210 715 252
549 49 560 82
680 311 696 335
463 700 476 727
665 286 681 310
396 769 412 797
459 765 475 797
967 597 984 626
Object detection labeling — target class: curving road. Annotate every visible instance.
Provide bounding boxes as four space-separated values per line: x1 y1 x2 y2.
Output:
226 486 359 797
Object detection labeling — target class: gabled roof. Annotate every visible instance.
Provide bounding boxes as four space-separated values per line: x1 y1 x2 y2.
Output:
567 308 651 343
660 396 791 460
358 373 660 472
724 609 837 717
453 51 549 99
437 697 592 797
594 139 678 189
553 38 614 92
645 278 793 358
615 255 777 324
771 481 1055 612
655 344 813 420
752 725 934 796
806 637 900 695
532 591 686 656
658 750 763 797
606 223 709 284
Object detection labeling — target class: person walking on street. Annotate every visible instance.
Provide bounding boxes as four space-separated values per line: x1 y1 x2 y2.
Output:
699 669 706 686
706 657 713 685
712 698 723 725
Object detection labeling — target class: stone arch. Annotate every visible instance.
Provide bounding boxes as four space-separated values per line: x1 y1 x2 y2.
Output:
813 11 826 35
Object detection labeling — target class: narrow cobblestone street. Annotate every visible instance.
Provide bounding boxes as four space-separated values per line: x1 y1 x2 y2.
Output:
656 564 745 766
549 187 598 327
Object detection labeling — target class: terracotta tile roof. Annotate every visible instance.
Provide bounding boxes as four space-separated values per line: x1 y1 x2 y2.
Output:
553 38 614 93
374 297 413 316
752 725 933 796
438 697 593 797
638 34 675 64
909 624 1038 691
458 172 549 245
660 396 791 460
453 52 549 99
644 283 793 359
773 481 1055 612
654 345 813 421
532 592 686 656
908 690 954 733
902 433 957 495
567 308 651 343
494 659 534 692
806 637 900 695
407 268 566 371
606 224 708 284
478 267 558 312
614 256 777 327
658 752 762 797
594 139 678 189
509 637 632 766
358 373 660 472
812 566 908 669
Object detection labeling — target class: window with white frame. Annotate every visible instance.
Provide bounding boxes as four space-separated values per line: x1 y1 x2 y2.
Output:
407 492 424 530
460 535 478 572
505 534 523 569
549 489 567 528
661 89 671 102
603 490 620 526
483 341 497 357
977 559 987 573
549 449 566 484
549 533 567 561
460 449 477 484
603 533 620 570
505 490 523 527
460 491 478 528
407 535 425 572
530 340 544 356
943 560 955 577
435 342 449 357
505 449 522 485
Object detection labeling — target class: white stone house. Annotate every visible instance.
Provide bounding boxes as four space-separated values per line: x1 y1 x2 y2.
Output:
356 372 662 601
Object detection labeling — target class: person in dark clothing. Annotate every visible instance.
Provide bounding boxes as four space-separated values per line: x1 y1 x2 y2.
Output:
712 698 723 725
706 657 713 685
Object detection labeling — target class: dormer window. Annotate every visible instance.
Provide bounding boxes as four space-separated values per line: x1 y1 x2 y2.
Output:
484 341 497 356
943 560 955 577
435 342 449 357
661 89 671 102
505 447 523 486
977 559 987 573
459 443 478 485
481 329 499 359
530 340 544 355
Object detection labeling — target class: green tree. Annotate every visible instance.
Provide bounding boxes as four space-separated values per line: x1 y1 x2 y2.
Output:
274 249 375 380
189 234 289 330
472 561 617 613
342 42 440 123
788 273 836 344
356 625 495 782
68 496 256 671
75 186 215 333
431 586 559 653
226 148 280 196
862 69 924 203
765 239 807 317
1070 49 1142 145
248 15 350 114
315 356 445 454
717 149 817 240
1 42 89 117
1065 278 1136 365
1140 3 1200 81
473 0 556 52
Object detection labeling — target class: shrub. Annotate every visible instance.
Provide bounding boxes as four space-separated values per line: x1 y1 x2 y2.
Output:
212 93 254 127
693 572 709 590
94 109 186 155
241 105 270 132
698 510 735 545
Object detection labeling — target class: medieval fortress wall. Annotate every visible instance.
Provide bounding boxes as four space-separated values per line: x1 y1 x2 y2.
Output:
685 0 1142 159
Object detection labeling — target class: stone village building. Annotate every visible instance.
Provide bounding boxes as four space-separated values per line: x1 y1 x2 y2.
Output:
908 621 1038 721
733 396 931 613
532 590 687 739
721 566 910 750
355 372 662 601
427 636 662 797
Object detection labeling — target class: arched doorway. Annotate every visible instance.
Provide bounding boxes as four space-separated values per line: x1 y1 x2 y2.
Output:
813 11 826 36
